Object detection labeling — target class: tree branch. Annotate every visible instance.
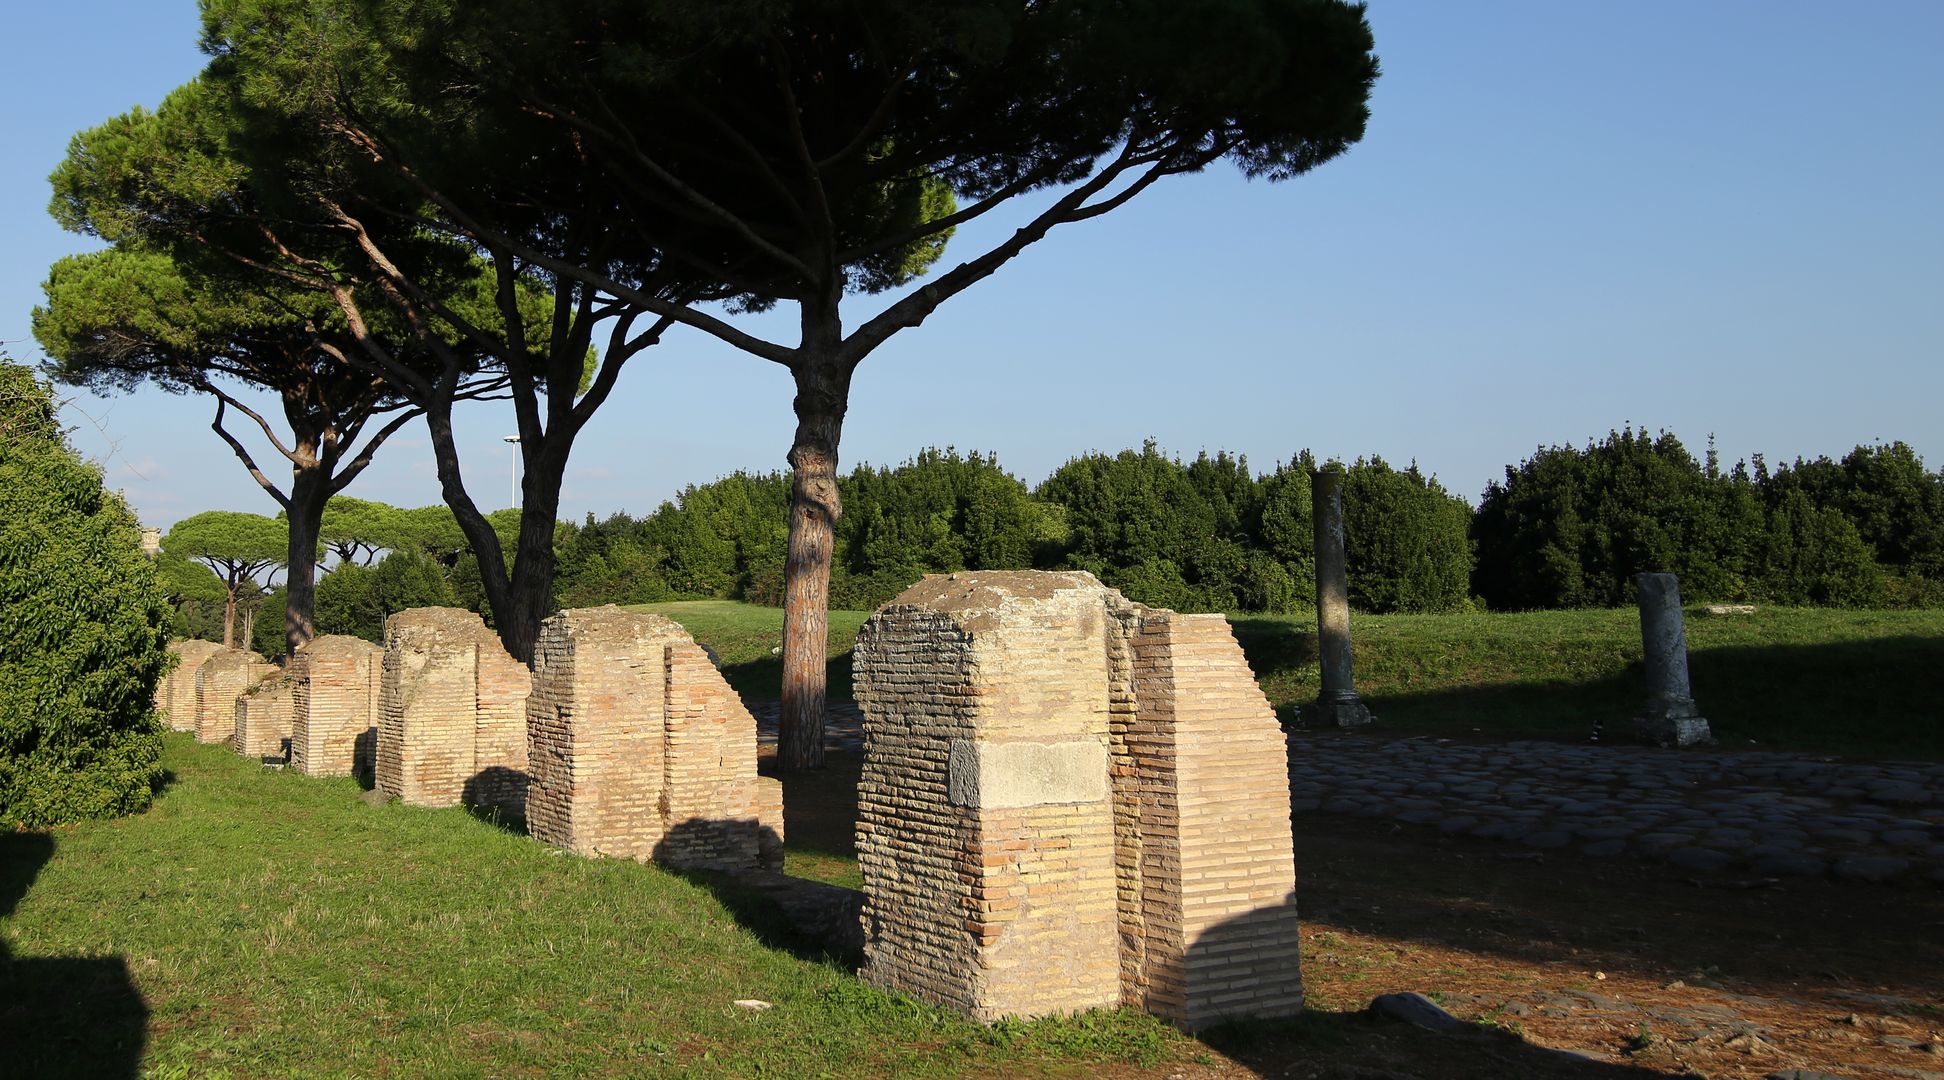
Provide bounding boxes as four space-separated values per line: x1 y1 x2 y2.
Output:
210 398 292 509
329 405 422 494
842 145 1151 363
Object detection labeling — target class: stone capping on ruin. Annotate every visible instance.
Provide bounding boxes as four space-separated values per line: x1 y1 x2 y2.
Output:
851 570 1303 1032
157 639 227 733
525 605 784 875
290 634 384 778
377 607 531 813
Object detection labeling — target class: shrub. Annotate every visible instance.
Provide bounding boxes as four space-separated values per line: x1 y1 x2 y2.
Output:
0 363 170 828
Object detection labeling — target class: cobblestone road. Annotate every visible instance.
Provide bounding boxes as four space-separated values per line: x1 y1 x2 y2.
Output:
751 700 1943 885
1289 733 1944 884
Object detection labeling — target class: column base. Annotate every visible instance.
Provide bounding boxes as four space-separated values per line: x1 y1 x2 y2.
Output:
1631 712 1712 747
1310 696 1376 730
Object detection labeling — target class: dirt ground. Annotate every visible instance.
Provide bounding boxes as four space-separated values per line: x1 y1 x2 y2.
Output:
781 755 1944 1080
1163 813 1943 1080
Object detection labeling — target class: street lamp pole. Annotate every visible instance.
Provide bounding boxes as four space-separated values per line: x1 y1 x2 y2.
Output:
503 435 521 510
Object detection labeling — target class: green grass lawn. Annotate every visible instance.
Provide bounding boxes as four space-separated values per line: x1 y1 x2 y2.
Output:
638 598 1944 760
0 736 1185 1079
1231 605 1944 758
629 600 871 702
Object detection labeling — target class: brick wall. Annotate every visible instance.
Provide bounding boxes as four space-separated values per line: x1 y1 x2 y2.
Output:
853 571 1302 1029
1123 611 1304 1028
854 573 1122 1021
160 640 226 732
194 648 268 745
526 606 781 872
234 671 297 759
291 635 383 777
377 608 530 811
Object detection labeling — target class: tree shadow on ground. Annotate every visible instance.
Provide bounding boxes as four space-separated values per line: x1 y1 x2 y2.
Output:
1291 811 1944 1010
648 818 863 970
1201 1007 1675 1078
0 832 148 1080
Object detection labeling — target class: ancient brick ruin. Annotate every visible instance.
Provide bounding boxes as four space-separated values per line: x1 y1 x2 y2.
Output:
377 608 531 813
525 606 783 873
233 672 296 759
157 639 226 732
193 649 272 745
291 634 383 778
852 571 1302 1030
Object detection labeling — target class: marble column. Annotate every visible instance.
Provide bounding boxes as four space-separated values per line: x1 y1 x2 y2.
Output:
1311 470 1374 729
1633 573 1711 746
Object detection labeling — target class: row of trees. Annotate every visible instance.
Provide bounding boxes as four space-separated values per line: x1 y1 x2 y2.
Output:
550 434 1944 616
551 444 1477 615
39 0 1381 768
1473 431 1944 610
157 431 1944 663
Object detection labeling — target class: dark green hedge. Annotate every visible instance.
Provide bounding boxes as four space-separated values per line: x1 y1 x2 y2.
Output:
0 364 170 828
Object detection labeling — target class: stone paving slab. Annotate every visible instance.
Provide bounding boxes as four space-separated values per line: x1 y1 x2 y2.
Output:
1288 734 1944 885
748 701 865 755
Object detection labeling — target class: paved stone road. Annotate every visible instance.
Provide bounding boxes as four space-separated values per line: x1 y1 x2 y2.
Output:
749 701 865 755
1289 734 1944 884
749 700 1943 885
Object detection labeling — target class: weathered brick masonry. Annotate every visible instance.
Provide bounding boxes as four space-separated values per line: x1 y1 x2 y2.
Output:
233 671 297 759
853 571 1302 1030
377 608 531 812
291 635 383 778
194 649 270 745
525 606 783 873
158 639 226 732
1122 611 1304 1026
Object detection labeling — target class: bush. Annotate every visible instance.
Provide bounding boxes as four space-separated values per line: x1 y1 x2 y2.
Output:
0 363 170 828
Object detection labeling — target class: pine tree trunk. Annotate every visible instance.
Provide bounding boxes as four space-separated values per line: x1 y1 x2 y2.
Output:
498 454 567 664
284 466 328 658
778 358 851 771
222 580 237 648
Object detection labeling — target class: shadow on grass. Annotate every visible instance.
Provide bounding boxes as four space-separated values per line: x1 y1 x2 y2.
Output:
650 818 864 971
0 833 148 1080
717 654 855 704
1236 615 1944 756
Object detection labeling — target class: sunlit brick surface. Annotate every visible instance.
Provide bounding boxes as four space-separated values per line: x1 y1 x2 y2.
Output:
854 571 1302 1029
377 608 531 812
525 606 781 872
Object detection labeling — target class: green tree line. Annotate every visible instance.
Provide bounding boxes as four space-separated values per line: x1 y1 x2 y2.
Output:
161 433 1944 651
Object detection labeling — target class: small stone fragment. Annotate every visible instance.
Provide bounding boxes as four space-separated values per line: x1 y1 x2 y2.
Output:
1367 992 1468 1033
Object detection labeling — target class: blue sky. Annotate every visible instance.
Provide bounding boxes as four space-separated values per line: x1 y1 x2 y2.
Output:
3 2 1940 529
